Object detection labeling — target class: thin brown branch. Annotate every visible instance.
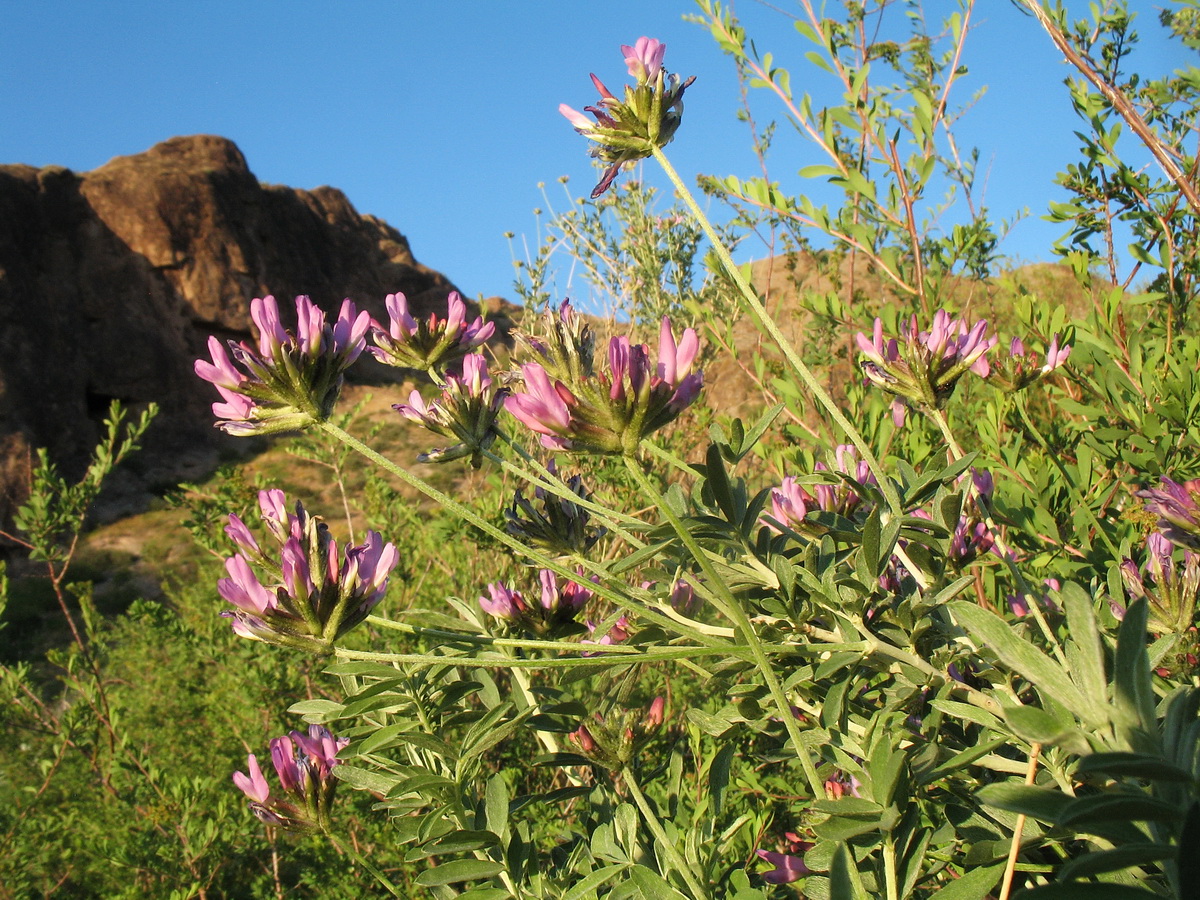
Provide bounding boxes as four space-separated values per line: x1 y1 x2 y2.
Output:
1019 0 1200 216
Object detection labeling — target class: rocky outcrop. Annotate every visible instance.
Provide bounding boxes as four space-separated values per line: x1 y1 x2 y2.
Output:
0 135 476 525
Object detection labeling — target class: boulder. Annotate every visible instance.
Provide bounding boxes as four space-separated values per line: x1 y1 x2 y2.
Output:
0 134 473 526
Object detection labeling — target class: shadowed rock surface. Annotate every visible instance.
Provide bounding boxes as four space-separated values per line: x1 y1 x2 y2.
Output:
0 134 490 526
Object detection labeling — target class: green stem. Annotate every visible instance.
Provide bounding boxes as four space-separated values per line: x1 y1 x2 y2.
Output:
884 835 899 900
332 644 754 669
623 456 825 798
650 145 903 517
317 420 728 650
365 617 644 654
623 766 711 900
927 409 1068 667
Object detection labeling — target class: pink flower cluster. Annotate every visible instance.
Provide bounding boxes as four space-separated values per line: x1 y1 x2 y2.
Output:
369 291 494 372
766 445 878 532
394 353 506 466
988 334 1073 391
560 37 694 197
479 568 597 636
220 489 399 651
1139 476 1200 550
233 725 348 830
857 310 997 425
506 312 702 454
195 295 370 435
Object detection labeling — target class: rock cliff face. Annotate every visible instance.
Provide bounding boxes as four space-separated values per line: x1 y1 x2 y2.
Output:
0 135 468 524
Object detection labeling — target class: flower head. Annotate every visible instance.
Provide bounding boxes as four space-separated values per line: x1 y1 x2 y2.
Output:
988 333 1073 391
195 295 370 435
567 695 667 769
856 310 997 421
512 300 595 386
1139 477 1200 550
368 291 494 373
1121 531 1200 634
506 312 703 454
765 446 877 534
560 38 695 198
218 490 399 651
233 725 349 830
479 568 595 636
505 462 607 556
394 353 507 467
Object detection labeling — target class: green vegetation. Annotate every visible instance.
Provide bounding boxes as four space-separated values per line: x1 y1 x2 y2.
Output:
3 2 1200 898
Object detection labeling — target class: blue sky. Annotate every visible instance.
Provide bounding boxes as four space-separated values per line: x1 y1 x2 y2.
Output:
0 1 1187 305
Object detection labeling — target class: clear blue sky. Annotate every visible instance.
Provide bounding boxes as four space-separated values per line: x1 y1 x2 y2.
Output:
0 1 1187 304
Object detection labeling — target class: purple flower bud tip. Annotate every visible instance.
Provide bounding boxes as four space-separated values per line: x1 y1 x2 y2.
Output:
645 696 666 728
755 848 811 884
571 723 598 753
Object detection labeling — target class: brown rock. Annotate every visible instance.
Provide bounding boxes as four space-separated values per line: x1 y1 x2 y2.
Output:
0 135 473 528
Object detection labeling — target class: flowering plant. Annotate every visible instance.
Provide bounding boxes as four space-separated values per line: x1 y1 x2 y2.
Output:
10 7 1198 899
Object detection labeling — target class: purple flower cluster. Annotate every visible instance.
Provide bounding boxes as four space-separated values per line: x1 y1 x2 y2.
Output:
1120 531 1200 634
568 695 666 769
219 489 399 651
394 353 506 467
368 291 494 372
989 335 1073 391
233 725 348 830
765 445 877 533
195 295 370 435
856 310 997 424
479 568 597 636
560 37 694 198
1139 476 1200 551
506 310 702 454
